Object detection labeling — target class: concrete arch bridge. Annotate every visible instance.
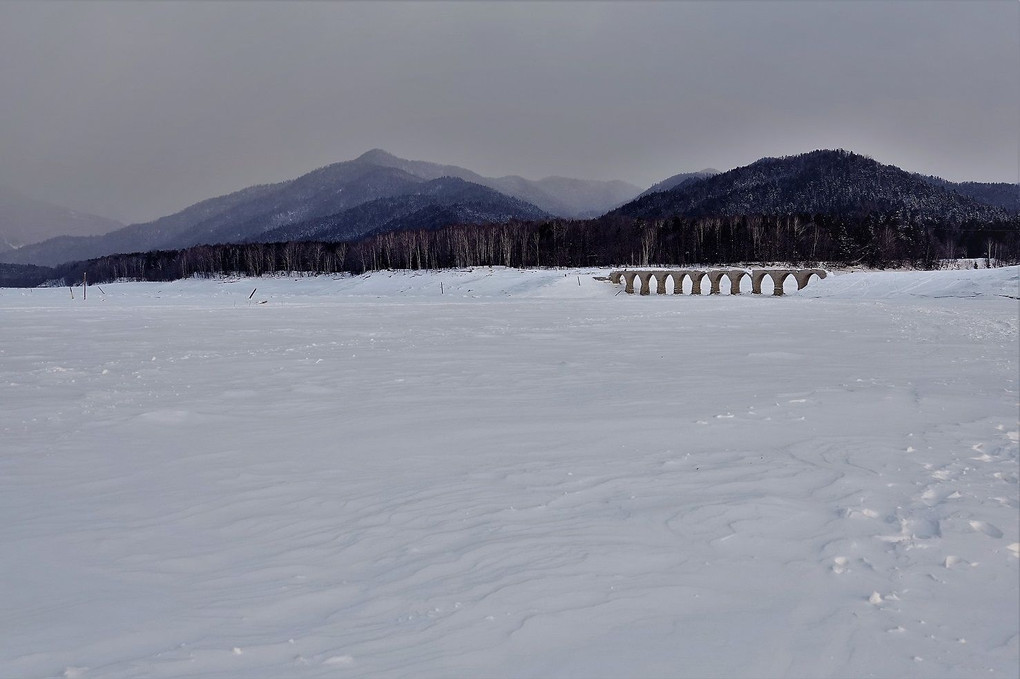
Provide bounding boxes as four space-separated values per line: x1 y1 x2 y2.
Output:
608 268 827 296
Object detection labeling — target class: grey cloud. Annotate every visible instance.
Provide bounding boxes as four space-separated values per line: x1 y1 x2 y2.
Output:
0 0 1016 223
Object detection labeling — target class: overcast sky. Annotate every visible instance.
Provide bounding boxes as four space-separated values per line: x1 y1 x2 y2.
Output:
1 1 1017 223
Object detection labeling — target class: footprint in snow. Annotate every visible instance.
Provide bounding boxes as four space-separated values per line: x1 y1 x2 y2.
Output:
908 517 942 539
323 655 355 666
968 520 1003 538
844 507 881 519
943 555 976 569
920 487 962 503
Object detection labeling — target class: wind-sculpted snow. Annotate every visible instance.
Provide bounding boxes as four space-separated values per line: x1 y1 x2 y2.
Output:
1 267 1017 678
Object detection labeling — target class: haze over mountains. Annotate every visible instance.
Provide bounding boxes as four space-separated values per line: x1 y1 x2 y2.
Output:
0 185 124 254
0 148 1016 270
347 149 641 218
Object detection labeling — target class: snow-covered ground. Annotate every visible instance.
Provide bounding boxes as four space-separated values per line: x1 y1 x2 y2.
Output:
1 266 1017 679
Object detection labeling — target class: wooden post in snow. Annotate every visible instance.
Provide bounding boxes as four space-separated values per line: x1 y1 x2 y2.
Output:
83 272 87 301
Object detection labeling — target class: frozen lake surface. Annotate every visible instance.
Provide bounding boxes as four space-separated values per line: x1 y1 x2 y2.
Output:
1 266 1017 678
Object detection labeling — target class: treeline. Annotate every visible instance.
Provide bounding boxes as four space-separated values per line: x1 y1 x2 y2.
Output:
0 262 56 288
26 212 1020 286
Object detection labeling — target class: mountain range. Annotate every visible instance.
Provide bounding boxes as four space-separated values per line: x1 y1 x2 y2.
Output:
612 150 1014 223
1 148 1016 270
0 150 638 267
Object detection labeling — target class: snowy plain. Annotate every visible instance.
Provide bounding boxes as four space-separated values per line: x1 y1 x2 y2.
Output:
1 266 1017 679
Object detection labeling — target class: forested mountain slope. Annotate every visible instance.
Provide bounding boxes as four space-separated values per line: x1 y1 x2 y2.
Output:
260 177 548 243
613 150 1008 223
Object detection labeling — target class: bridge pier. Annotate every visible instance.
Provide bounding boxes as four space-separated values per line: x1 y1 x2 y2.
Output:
637 271 654 295
688 271 706 294
750 270 767 295
652 271 670 295
669 271 686 294
725 270 746 294
794 269 827 289
706 271 725 295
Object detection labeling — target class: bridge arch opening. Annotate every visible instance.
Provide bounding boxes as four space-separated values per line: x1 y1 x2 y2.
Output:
727 271 750 294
